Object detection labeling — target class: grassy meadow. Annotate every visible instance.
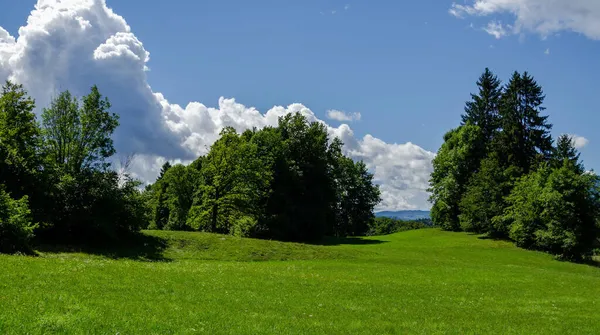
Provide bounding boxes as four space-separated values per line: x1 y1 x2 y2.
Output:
1 229 599 334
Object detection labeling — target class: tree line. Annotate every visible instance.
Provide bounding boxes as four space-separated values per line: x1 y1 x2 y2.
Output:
0 82 147 253
429 69 600 261
366 217 432 236
0 81 381 253
143 113 381 241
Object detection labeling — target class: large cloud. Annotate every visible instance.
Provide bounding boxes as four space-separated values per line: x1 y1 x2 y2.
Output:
0 0 435 211
450 0 600 40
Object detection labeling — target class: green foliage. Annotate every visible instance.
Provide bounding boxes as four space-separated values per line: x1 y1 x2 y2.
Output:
495 71 553 173
144 114 380 241
429 124 484 231
0 189 37 254
186 127 271 235
552 134 584 173
366 217 430 236
262 114 337 241
431 69 599 261
160 164 198 231
36 86 141 244
0 81 41 201
41 86 119 174
461 68 502 142
459 154 519 237
502 162 600 261
329 138 381 237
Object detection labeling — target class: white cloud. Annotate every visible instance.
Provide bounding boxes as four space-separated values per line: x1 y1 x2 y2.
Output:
0 0 435 211
567 134 589 149
544 48 550 55
449 0 600 40
326 109 362 122
484 21 509 38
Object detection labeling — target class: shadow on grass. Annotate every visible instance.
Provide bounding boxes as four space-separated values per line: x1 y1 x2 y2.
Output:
583 258 600 268
37 233 171 262
468 233 513 242
312 236 388 246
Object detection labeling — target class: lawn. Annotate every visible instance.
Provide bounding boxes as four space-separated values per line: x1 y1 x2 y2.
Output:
1 229 599 334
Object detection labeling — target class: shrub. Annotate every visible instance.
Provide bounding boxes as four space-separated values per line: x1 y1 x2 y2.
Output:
0 189 37 254
39 170 147 245
502 163 600 261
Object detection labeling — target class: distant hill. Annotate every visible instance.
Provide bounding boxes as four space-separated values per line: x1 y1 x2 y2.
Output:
375 210 431 220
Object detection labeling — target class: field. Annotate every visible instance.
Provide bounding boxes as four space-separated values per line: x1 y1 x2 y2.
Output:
1 229 599 334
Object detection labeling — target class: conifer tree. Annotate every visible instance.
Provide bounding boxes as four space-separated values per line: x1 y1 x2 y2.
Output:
496 71 553 173
461 68 502 143
552 134 584 174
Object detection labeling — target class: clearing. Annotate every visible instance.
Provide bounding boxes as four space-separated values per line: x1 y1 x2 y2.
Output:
1 229 599 334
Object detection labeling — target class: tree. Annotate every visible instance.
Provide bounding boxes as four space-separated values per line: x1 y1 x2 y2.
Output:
552 134 584 174
41 85 119 174
263 113 336 241
147 161 175 230
328 138 381 236
461 68 502 143
142 113 382 241
37 87 146 244
429 124 484 231
459 153 519 237
502 162 600 261
0 81 41 199
496 71 553 173
188 127 272 235
158 161 172 180
162 164 198 231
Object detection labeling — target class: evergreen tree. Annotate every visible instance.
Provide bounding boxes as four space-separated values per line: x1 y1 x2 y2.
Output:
158 161 172 180
552 134 584 173
461 68 502 143
496 71 553 173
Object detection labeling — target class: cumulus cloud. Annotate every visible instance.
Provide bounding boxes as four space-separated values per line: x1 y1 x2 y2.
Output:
449 0 600 40
0 0 435 211
326 109 362 122
567 134 589 149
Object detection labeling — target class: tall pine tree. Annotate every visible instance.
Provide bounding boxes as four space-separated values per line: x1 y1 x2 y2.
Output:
496 71 553 174
461 68 502 143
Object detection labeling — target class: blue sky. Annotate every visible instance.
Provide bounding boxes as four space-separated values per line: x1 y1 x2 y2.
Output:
0 0 598 210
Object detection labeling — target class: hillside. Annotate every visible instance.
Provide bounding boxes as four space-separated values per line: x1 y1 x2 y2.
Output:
1 229 599 334
376 210 431 220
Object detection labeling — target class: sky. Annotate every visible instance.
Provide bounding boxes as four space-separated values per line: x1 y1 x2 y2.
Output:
0 0 599 211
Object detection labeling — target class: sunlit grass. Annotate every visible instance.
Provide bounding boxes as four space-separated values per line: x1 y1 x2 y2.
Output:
1 229 599 334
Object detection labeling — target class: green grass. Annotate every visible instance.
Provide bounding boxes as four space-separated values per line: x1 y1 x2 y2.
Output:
1 229 599 334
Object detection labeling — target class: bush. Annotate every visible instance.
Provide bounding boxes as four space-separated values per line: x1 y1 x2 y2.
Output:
0 189 37 254
39 170 147 245
230 215 258 237
502 163 600 261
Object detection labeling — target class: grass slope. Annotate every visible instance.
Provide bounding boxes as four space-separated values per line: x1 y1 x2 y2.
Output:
1 229 599 334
